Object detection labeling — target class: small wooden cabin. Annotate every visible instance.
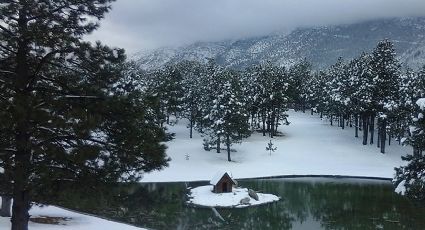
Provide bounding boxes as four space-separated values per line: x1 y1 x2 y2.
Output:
210 172 237 193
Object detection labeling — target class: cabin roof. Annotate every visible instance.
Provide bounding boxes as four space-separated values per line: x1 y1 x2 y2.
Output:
209 171 237 185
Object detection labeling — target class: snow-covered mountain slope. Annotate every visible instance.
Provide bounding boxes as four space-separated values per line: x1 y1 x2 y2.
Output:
134 17 425 70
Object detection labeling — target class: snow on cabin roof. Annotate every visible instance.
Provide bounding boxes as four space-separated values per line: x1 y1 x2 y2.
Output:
209 171 237 185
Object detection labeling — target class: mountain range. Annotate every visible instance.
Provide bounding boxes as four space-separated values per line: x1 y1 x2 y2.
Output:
133 17 425 70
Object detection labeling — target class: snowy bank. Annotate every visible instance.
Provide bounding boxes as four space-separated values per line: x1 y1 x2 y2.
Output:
0 203 145 230
395 180 406 195
187 185 280 208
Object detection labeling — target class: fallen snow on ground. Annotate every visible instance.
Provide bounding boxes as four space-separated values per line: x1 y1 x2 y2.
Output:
187 185 279 208
0 203 144 230
142 110 408 182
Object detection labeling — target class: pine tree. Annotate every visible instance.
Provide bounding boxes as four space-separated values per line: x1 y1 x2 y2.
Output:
370 39 401 153
288 59 312 113
155 65 184 124
394 98 425 201
178 61 205 138
266 140 277 155
0 1 169 229
220 70 251 161
197 60 226 153
252 62 290 137
200 66 250 160
350 53 375 145
308 71 329 118
326 57 350 128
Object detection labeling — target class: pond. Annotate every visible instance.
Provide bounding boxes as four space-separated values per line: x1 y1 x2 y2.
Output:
52 177 425 230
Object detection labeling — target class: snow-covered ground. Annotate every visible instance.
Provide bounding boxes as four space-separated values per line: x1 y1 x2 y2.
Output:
141 110 408 182
0 110 408 229
0 201 145 230
187 185 280 208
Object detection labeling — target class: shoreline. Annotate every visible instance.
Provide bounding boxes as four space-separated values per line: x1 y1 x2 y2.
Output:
139 174 393 184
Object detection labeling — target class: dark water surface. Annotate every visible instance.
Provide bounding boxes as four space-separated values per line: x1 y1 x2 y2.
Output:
54 177 425 230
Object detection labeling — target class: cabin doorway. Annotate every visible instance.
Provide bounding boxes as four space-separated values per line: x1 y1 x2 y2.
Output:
222 182 228 192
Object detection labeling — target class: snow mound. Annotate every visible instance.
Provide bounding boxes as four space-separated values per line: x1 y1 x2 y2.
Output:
395 180 406 195
417 98 425 110
187 185 280 208
0 204 144 230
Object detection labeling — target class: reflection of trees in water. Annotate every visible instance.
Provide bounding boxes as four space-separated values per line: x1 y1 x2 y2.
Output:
50 179 425 230
51 182 188 229
263 179 425 230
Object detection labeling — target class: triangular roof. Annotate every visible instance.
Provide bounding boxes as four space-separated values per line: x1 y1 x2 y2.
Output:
209 171 237 185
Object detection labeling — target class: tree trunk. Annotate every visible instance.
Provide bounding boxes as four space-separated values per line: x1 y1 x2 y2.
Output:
11 109 32 230
189 117 193 139
341 115 345 129
362 114 369 145
330 115 333 126
355 114 358 138
267 111 271 134
251 111 255 131
270 109 275 138
369 114 375 145
377 119 381 148
262 117 266 136
275 109 280 133
0 196 12 217
226 135 231 162
337 115 339 127
359 116 362 131
380 119 386 154
311 109 313 115
216 135 221 153
12 8 32 229
349 115 352 127
388 134 391 146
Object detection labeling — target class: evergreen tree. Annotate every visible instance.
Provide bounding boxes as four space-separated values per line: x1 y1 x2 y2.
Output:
394 98 425 201
200 65 251 159
197 60 226 153
308 71 329 118
178 61 205 138
326 57 350 128
252 62 290 137
288 59 312 113
219 70 251 161
266 140 277 155
0 1 168 229
349 53 375 144
370 40 401 153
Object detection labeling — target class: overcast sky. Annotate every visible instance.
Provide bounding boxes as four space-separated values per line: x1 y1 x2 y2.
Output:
87 0 425 54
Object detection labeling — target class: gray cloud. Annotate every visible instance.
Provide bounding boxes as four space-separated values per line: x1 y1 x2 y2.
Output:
87 0 425 54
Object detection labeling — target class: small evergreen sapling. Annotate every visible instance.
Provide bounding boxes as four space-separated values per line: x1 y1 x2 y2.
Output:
266 140 277 155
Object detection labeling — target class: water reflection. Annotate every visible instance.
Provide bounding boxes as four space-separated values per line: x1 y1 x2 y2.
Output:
50 177 425 230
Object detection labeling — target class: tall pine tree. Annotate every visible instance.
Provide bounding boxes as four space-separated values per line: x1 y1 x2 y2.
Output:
0 1 168 229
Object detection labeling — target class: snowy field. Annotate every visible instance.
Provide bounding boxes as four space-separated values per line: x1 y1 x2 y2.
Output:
142 110 408 182
0 201 144 230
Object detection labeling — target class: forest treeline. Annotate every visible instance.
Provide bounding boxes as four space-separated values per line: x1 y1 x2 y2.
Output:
136 39 425 200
